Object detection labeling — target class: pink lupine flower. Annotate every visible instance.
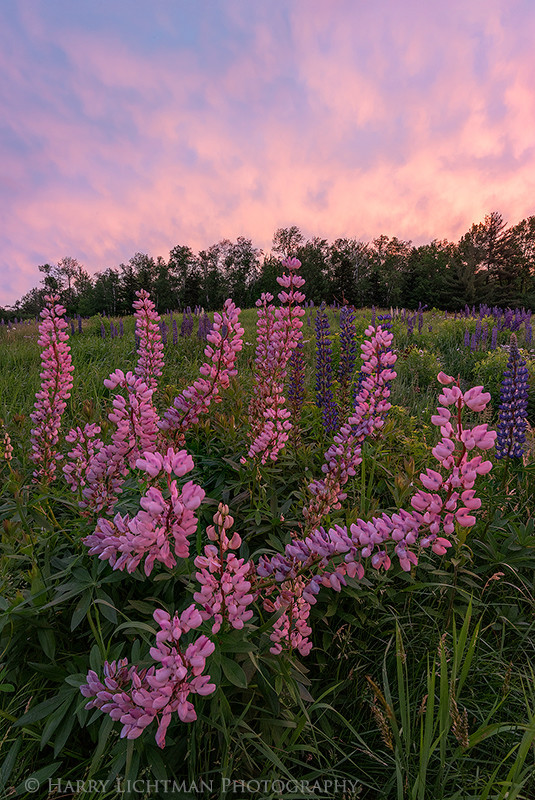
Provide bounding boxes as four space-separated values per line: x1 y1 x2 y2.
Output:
83 448 204 574
245 258 305 464
30 295 74 483
264 577 313 657
194 504 254 633
133 289 164 392
80 605 216 748
303 325 397 531
63 423 103 493
161 299 244 440
463 386 492 412
80 370 161 514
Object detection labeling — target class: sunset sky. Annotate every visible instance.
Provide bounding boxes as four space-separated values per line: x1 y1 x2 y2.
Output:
1 0 535 306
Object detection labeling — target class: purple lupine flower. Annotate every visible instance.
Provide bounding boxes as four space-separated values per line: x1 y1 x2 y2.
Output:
495 334 529 460
101 321 106 339
490 326 498 350
71 319 75 336
173 318 178 345
470 332 477 351
338 306 358 406
525 319 532 345
288 339 305 422
377 313 392 332
464 330 470 347
482 321 488 345
119 319 124 337
160 320 168 345
78 314 82 333
315 303 338 434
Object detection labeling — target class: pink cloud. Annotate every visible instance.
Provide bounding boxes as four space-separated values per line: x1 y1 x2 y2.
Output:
1 0 535 305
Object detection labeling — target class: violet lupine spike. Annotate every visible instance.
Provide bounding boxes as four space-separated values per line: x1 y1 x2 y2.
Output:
338 306 358 416
194 504 254 633
495 335 529 460
133 290 164 392
160 299 244 442
80 370 161 514
304 325 397 532
30 295 74 483
80 605 216 748
315 303 338 435
83 447 205 574
244 258 306 464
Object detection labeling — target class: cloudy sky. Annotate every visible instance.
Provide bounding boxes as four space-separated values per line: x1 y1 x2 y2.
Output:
1 0 534 306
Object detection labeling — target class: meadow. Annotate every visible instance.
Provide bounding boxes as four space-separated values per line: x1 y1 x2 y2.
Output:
0 268 534 800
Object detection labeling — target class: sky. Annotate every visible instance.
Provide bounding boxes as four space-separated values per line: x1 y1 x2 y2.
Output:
1 0 535 306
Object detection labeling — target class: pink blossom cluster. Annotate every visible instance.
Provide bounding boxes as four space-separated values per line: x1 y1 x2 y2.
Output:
194 504 254 633
410 372 495 534
256 561 313 656
304 325 397 531
79 370 161 514
245 258 305 464
83 448 205 574
133 289 165 391
161 299 244 440
81 604 215 748
30 295 74 483
63 423 103 492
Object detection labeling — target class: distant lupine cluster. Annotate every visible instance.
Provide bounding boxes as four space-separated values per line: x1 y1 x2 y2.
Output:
180 308 195 337
457 305 533 351
495 335 529 460
21 269 506 750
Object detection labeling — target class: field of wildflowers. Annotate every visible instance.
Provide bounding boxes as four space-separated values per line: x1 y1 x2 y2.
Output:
0 260 534 799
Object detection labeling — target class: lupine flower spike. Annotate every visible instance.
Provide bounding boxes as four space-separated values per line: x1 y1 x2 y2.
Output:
133 289 165 391
245 257 305 464
304 325 397 531
194 503 255 633
30 295 74 483
161 300 244 442
496 334 529 460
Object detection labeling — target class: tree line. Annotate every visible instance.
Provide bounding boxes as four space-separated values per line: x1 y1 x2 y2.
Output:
4 211 535 319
